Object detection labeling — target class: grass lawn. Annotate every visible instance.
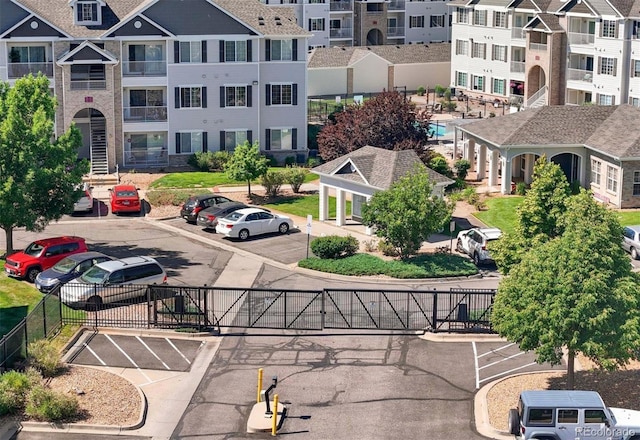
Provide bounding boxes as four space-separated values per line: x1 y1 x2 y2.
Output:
615 211 640 226
149 169 318 189
0 269 45 337
264 194 351 220
473 196 524 234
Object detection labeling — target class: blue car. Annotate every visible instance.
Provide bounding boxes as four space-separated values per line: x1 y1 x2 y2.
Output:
34 251 113 293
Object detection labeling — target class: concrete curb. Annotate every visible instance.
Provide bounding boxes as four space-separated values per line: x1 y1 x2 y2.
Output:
420 332 506 343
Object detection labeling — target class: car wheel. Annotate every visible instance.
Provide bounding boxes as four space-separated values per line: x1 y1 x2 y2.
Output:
85 296 103 311
473 252 481 266
632 248 639 260
238 229 250 241
278 223 289 234
508 408 520 435
26 267 41 283
456 239 464 253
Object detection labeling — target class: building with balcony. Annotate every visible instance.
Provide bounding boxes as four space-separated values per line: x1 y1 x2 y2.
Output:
449 0 640 109
262 0 451 49
0 0 310 173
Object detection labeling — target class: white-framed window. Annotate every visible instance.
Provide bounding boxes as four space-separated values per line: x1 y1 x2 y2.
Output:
599 57 616 75
269 84 293 105
76 1 99 23
472 75 484 91
632 60 640 77
410 16 425 28
179 87 203 108
606 165 618 193
224 86 247 107
473 10 486 26
268 128 294 150
270 40 293 61
180 41 202 63
223 130 249 152
591 159 602 186
456 71 468 87
634 171 640 196
634 21 640 39
492 78 506 95
630 97 640 107
472 42 486 59
8 46 46 64
457 8 469 24
492 45 507 61
224 41 247 62
602 20 617 38
309 18 325 31
598 94 614 105
430 15 445 28
176 131 204 154
493 11 506 28
455 40 469 56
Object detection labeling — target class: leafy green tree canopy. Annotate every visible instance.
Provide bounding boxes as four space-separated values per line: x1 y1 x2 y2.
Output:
361 166 452 259
224 141 269 197
0 74 88 255
492 190 640 389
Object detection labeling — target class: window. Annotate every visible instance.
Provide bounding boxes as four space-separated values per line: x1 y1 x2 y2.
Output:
493 11 506 28
76 1 98 23
224 41 247 62
9 46 46 63
472 75 484 91
634 172 640 196
266 84 297 105
557 410 578 424
527 408 553 426
176 131 204 154
267 128 295 150
224 86 247 107
366 3 383 11
607 165 619 192
309 18 325 31
598 94 614 105
472 42 486 59
473 10 486 26
179 42 202 63
430 15 444 28
70 64 105 89
492 78 505 95
410 16 425 28
457 8 469 24
602 20 617 38
591 159 601 185
585 410 607 424
600 57 616 75
223 130 250 152
179 87 203 108
456 40 469 56
270 40 293 61
492 45 507 61
456 71 468 87
631 97 640 107
128 43 164 74
633 21 640 39
632 60 640 77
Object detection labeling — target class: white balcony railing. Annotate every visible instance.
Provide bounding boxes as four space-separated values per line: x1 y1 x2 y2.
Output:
124 147 168 167
388 0 405 10
330 0 352 11
567 68 593 82
510 61 525 73
7 62 53 78
568 32 595 45
387 26 405 37
70 80 107 90
122 60 167 77
511 28 525 39
529 42 547 51
330 28 353 38
123 106 168 122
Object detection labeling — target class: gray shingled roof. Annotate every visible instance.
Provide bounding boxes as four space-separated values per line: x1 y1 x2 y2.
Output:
308 43 451 69
458 105 640 159
528 13 564 31
213 0 311 36
311 145 454 189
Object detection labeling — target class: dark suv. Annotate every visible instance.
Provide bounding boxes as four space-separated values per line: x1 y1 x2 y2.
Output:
180 194 233 223
4 236 88 282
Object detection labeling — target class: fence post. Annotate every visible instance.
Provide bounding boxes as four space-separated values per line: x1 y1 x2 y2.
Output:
432 293 438 333
284 290 287 329
42 296 48 338
321 290 326 330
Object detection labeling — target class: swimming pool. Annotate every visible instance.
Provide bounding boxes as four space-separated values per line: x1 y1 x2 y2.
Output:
429 122 448 137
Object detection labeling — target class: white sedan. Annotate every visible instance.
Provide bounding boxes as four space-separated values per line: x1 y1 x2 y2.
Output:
215 208 294 240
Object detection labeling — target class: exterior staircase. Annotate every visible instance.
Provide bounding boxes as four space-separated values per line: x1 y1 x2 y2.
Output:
90 118 108 174
525 86 548 109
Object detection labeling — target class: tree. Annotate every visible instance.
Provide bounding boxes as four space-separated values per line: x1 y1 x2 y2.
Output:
361 167 452 259
492 190 640 389
224 141 269 197
0 74 88 256
491 156 572 274
317 91 432 162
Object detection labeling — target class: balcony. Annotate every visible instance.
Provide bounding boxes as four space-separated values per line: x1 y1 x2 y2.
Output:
387 26 405 37
122 60 167 77
529 42 547 51
567 68 593 82
510 61 525 73
70 80 107 90
123 106 168 122
330 27 353 38
124 146 168 168
511 28 525 39
388 0 405 10
568 32 595 45
7 62 53 79
330 0 352 11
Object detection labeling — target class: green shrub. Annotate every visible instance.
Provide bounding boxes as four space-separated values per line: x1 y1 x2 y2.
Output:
466 191 480 206
27 340 62 378
25 384 79 422
515 181 527 196
377 240 400 257
0 369 41 415
284 156 296 167
310 235 359 259
416 86 426 96
453 159 471 180
461 187 477 203
570 180 581 195
260 170 285 198
146 189 195 206
284 166 308 193
307 157 321 168
187 151 231 172
428 155 453 178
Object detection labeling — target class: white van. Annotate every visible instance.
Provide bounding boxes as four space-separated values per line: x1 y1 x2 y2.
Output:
59 256 167 309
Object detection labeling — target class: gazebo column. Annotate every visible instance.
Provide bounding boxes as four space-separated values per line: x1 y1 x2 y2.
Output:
477 144 487 180
467 139 476 173
365 195 373 235
488 150 499 186
453 129 459 159
336 189 346 226
523 154 534 184
500 154 513 195
319 183 329 221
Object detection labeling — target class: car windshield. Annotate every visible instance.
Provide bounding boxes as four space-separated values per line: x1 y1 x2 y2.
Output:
52 257 78 274
116 190 137 197
23 242 44 257
80 265 109 284
225 212 244 221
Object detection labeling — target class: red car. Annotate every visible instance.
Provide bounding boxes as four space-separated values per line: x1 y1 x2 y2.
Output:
109 184 141 215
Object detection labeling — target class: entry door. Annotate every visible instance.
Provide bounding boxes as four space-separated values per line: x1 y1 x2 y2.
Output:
555 409 579 440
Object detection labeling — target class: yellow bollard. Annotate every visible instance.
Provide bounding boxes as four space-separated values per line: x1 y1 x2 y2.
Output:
271 393 279 436
257 368 263 403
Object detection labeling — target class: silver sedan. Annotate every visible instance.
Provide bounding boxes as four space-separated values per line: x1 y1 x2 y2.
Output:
215 208 293 240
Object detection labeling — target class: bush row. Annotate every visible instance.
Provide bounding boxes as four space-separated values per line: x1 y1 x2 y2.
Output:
310 235 359 259
260 167 308 198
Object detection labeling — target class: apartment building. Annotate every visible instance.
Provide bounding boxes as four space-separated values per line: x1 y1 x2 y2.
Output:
0 0 310 173
449 0 640 108
263 0 452 49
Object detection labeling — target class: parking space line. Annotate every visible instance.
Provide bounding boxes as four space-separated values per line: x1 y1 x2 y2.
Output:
166 338 196 365
478 351 525 370
478 362 537 385
105 334 152 383
136 336 171 370
472 341 479 389
477 342 515 358
83 342 107 366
